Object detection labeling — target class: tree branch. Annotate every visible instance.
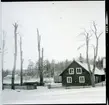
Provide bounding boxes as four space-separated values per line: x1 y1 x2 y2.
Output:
77 43 85 50
93 21 97 32
98 32 103 39
77 32 87 37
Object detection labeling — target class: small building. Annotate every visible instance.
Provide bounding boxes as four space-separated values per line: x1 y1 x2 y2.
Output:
54 75 62 83
102 57 106 72
59 60 105 86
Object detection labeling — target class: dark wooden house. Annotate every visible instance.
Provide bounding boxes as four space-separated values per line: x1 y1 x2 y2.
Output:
60 60 105 86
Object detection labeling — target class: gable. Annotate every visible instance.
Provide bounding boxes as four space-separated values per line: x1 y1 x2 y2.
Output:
60 60 89 76
59 61 75 76
60 60 105 76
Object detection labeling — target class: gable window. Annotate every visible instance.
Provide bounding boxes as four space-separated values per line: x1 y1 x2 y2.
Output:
79 76 85 83
69 68 74 74
67 77 72 83
76 68 82 74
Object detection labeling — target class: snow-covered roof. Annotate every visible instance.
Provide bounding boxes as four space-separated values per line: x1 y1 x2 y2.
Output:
75 60 105 75
60 60 105 76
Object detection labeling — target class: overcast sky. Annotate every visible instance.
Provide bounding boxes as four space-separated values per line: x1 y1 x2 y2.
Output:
1 1 105 70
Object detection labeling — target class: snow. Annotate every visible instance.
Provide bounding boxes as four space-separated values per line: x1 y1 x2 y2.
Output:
76 61 105 75
2 86 106 104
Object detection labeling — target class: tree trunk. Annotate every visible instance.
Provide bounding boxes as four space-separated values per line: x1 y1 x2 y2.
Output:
1 48 4 90
39 57 43 85
37 29 43 86
20 37 23 86
1 31 5 90
2 69 4 90
11 53 16 89
11 23 18 90
86 35 95 87
40 48 44 85
90 73 95 87
20 52 23 85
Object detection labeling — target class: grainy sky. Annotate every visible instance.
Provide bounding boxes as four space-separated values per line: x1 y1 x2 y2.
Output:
1 1 105 70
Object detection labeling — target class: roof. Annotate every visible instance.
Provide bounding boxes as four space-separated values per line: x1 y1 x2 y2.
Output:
60 60 105 76
76 61 105 75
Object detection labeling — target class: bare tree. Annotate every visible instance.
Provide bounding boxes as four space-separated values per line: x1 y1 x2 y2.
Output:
1 31 6 90
41 48 44 84
77 21 103 87
37 28 43 85
20 36 24 85
11 23 18 89
90 21 103 87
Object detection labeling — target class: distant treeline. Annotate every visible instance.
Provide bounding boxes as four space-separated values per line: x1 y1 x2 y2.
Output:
3 57 104 78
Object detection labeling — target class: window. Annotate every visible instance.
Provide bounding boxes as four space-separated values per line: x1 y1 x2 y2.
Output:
67 77 72 83
76 68 82 74
69 68 74 74
79 76 85 83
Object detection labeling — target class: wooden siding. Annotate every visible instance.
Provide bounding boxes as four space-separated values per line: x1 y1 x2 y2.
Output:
61 60 91 86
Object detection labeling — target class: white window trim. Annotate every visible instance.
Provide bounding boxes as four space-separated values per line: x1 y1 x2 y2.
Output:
69 68 74 74
79 76 85 83
76 68 82 74
67 77 72 83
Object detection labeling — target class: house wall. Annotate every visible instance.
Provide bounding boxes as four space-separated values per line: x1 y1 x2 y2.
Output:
61 61 91 86
95 75 105 83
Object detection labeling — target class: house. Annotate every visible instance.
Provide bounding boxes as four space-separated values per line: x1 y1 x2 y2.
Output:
59 60 105 86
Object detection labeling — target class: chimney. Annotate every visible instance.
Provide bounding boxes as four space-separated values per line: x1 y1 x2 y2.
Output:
73 58 75 61
79 53 83 63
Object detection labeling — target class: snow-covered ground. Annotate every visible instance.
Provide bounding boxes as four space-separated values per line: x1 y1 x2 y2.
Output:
3 76 54 84
3 75 106 104
2 86 106 104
